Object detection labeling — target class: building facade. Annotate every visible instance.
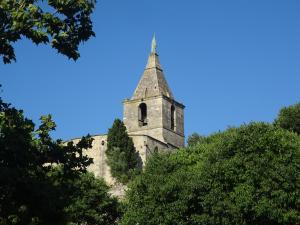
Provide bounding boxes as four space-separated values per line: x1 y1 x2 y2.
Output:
71 37 185 196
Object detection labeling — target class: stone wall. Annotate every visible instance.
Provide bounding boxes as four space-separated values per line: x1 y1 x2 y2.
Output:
70 134 176 197
162 96 185 147
124 96 185 148
123 96 164 142
70 135 114 185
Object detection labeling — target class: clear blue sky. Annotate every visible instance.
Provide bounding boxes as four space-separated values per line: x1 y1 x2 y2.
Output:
1 0 300 141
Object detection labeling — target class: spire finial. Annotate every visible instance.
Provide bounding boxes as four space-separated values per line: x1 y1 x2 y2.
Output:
151 34 157 54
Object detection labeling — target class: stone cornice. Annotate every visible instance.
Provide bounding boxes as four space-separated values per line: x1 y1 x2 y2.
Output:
123 95 185 109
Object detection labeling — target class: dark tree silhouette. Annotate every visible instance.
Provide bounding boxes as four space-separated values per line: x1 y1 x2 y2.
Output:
0 0 96 64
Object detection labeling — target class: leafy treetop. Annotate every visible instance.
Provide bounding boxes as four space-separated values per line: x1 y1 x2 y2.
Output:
0 0 96 64
274 102 300 135
0 98 120 225
187 132 205 147
122 123 300 225
106 119 141 184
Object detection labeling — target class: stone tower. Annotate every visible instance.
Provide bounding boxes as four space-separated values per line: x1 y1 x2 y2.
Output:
69 37 186 197
123 37 185 148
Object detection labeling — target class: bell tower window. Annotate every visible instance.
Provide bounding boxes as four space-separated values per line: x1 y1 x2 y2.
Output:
171 105 176 131
139 103 148 126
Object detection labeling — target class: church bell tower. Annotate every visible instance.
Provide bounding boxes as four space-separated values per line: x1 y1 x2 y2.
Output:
123 36 185 148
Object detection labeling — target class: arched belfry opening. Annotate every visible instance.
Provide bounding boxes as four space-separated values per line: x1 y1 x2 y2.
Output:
171 105 176 131
138 103 148 127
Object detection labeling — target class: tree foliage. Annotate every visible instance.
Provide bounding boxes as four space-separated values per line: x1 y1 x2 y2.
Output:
106 119 141 184
120 151 193 225
274 102 300 135
187 132 205 147
121 123 300 225
64 172 120 225
0 98 119 225
0 0 96 64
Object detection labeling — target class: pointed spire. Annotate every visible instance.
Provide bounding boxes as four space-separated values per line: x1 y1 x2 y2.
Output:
145 50 161 70
132 36 174 100
151 34 157 54
146 35 161 70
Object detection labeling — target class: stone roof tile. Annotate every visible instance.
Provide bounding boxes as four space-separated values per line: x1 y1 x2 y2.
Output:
132 52 174 100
